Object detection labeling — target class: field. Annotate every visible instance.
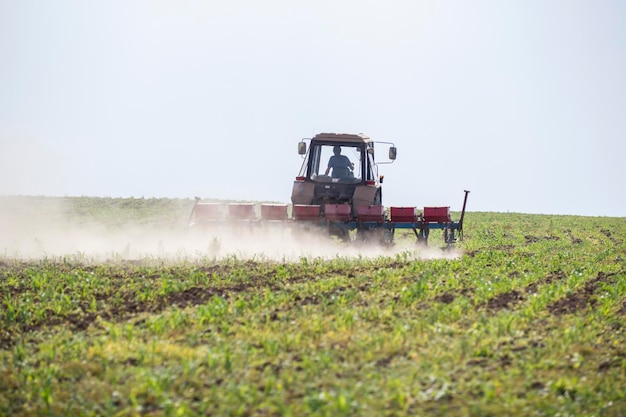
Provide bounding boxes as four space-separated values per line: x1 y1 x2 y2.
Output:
0 196 625 416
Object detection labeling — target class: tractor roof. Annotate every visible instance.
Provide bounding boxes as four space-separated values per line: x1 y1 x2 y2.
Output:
312 132 371 144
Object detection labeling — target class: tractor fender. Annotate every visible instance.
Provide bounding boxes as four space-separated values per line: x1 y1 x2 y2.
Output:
291 181 315 205
352 185 380 215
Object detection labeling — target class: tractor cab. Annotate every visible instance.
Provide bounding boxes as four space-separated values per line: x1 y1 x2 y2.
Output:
303 143 368 183
292 133 396 216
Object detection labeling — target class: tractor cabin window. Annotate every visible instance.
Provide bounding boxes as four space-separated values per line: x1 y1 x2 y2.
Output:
310 145 362 183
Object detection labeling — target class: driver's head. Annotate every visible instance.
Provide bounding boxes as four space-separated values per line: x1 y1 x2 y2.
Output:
333 146 341 155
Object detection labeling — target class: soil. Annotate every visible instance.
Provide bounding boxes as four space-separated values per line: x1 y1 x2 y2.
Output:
485 289 524 310
548 271 620 315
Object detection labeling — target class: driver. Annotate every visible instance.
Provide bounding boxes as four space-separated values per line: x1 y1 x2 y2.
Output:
325 146 354 178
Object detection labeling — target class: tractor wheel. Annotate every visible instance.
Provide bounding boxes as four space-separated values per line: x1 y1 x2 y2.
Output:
329 225 351 243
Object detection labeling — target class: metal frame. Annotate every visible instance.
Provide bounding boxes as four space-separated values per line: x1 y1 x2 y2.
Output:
189 191 470 248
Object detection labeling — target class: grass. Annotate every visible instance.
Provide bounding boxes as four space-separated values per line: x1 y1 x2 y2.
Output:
0 197 625 416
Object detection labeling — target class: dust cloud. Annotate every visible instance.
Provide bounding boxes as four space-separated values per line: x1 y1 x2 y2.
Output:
0 197 461 263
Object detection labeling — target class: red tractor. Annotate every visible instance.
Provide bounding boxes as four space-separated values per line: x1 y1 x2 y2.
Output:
190 132 469 247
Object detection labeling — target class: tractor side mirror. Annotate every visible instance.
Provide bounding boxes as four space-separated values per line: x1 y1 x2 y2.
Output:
389 146 397 160
298 141 306 155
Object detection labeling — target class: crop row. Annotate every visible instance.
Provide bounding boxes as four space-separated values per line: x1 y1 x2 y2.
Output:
0 211 624 416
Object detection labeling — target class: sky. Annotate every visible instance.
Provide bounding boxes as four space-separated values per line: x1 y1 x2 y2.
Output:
1 0 625 217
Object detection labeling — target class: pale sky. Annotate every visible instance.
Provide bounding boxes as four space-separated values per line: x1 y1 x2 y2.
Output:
1 0 625 216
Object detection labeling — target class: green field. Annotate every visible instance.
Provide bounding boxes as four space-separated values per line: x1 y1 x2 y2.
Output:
0 197 625 416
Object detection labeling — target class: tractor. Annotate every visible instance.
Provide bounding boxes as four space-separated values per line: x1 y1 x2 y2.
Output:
189 132 469 247
290 133 396 241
